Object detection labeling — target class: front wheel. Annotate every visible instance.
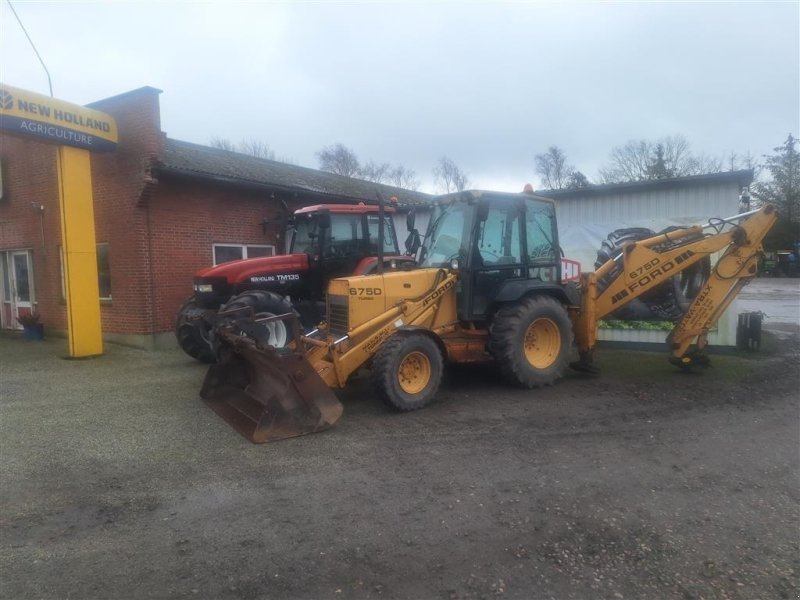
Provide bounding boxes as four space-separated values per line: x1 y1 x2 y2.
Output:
217 290 296 349
371 333 444 412
488 295 573 388
175 296 216 363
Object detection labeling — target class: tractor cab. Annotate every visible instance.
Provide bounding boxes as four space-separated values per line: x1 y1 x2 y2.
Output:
289 204 401 272
415 191 569 321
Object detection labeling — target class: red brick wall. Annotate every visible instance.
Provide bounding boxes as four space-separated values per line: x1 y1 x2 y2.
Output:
0 137 63 331
0 87 163 335
88 88 162 335
147 180 305 332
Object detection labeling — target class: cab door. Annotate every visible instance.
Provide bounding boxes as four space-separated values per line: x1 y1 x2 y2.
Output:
323 214 367 279
464 198 525 319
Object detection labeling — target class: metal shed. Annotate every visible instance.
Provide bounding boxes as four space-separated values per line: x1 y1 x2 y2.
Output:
542 170 754 348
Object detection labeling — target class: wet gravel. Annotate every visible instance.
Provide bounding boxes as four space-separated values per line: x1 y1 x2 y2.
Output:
1 323 798 599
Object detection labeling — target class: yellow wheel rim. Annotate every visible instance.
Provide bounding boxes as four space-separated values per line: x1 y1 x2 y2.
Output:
523 318 561 369
397 351 432 394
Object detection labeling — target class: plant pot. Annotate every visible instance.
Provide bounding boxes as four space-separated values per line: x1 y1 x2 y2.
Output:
22 323 45 341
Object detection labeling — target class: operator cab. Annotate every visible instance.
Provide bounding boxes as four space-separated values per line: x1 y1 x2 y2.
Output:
417 191 561 320
286 205 400 290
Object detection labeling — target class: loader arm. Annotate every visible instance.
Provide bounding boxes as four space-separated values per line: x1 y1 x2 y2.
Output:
200 269 458 442
573 205 777 367
303 269 458 388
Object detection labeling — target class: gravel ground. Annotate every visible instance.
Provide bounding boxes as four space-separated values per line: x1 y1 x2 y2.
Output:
1 295 798 599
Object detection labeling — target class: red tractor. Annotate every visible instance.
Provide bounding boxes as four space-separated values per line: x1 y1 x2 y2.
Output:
176 202 418 362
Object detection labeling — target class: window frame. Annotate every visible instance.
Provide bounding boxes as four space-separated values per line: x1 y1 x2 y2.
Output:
212 243 276 265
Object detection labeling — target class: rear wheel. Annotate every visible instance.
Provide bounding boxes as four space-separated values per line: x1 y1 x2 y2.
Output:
217 290 296 349
175 296 216 363
488 295 572 388
371 333 444 412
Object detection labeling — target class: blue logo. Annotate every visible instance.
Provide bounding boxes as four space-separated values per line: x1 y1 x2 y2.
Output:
0 90 13 110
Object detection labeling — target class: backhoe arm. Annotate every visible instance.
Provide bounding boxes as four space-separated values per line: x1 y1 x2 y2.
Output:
572 205 777 368
667 206 777 366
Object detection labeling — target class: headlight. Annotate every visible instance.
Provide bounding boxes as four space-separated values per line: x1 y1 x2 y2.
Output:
194 283 214 293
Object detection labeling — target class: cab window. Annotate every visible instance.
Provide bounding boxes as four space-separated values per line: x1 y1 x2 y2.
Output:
476 202 523 266
366 215 398 254
326 214 363 257
525 200 556 264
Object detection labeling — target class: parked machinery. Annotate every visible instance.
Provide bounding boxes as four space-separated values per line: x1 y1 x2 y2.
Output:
200 190 777 442
175 202 416 362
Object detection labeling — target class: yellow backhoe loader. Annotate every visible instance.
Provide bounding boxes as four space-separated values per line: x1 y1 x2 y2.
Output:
199 190 777 442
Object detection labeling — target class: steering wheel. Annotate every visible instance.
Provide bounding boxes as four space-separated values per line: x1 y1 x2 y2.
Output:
326 244 344 258
479 249 501 262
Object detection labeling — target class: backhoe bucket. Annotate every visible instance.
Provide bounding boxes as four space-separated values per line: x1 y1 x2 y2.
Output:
200 338 342 443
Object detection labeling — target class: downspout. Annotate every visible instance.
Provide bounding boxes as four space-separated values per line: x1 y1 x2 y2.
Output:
145 198 157 346
138 161 159 347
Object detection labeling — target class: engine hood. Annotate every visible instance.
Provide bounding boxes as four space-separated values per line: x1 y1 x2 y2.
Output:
196 254 310 284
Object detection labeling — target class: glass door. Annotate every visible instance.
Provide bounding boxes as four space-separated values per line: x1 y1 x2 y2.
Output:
1 251 34 330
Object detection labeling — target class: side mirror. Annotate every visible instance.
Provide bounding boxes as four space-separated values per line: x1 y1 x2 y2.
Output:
317 211 331 229
406 208 416 232
404 231 421 256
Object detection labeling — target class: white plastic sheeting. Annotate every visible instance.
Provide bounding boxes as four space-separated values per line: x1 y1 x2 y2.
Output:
550 176 745 347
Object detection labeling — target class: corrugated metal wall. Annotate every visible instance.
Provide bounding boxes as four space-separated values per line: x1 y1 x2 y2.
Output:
554 179 742 347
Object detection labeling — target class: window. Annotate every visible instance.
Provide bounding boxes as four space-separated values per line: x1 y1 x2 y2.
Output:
525 200 556 264
420 201 471 267
477 203 522 266
96 243 112 300
325 215 363 258
59 243 113 300
212 244 275 265
366 215 398 254
290 214 322 255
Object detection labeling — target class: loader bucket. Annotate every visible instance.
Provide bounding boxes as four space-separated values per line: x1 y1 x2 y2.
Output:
200 339 343 443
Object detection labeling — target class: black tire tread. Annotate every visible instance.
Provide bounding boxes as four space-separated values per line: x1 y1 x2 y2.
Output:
215 290 297 355
488 295 573 389
371 333 444 412
175 296 216 363
593 226 711 321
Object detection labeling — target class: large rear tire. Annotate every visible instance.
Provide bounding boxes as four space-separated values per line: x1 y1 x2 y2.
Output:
217 290 296 349
488 295 572 388
175 296 216 364
371 333 444 412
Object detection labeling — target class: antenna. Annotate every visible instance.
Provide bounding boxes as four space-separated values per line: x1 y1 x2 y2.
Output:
5 0 54 96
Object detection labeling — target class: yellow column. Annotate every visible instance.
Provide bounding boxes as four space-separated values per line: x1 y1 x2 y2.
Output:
56 146 103 357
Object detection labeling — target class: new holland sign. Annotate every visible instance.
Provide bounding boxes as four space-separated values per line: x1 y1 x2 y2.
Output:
0 84 118 152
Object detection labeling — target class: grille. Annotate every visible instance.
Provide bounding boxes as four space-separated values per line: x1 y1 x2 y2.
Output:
327 296 349 336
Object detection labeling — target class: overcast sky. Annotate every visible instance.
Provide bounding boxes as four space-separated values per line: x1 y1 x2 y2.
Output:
1 1 798 193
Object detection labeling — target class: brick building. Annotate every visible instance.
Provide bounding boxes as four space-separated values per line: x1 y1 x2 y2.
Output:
0 87 431 349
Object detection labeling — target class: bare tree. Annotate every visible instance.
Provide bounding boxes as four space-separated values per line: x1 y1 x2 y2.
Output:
359 161 391 184
316 143 361 177
740 149 763 180
388 165 420 191
534 146 574 190
433 156 469 193
210 137 237 152
598 139 655 183
210 137 277 161
599 135 724 183
239 138 276 161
